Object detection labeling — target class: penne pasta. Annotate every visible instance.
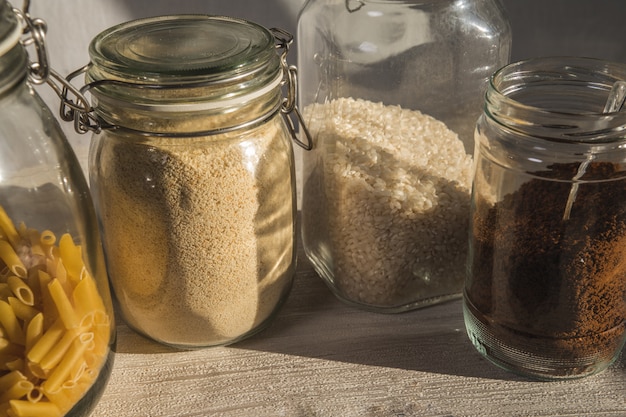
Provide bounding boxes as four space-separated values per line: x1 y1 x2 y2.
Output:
15 223 26 238
0 371 25 393
53 261 69 293
0 301 25 346
7 298 37 323
25 270 41 307
0 242 26 279
6 277 34 307
25 319 64 364
39 329 79 372
0 380 33 403
72 274 106 319
4 358 23 372
39 230 55 246
24 313 43 353
26 386 43 403
0 206 19 247
37 387 72 415
47 279 79 330
0 205 112 417
8 400 61 417
36 271 56 328
68 359 87 383
43 337 90 393
27 238 45 259
58 234 83 284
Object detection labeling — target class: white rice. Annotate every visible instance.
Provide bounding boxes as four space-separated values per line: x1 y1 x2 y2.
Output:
302 97 472 309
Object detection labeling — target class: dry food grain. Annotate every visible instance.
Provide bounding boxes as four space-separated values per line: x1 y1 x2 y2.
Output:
0 204 112 417
466 162 626 378
302 97 472 309
93 118 295 347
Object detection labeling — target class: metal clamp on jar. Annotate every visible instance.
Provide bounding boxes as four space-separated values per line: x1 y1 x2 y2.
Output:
60 15 311 349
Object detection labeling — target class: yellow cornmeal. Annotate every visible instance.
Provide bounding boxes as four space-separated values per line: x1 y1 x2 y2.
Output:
94 118 294 347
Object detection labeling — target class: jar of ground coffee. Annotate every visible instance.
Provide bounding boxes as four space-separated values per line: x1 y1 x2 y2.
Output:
465 56 626 380
63 15 307 348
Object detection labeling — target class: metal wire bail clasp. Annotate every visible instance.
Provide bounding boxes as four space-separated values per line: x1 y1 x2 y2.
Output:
11 1 100 134
59 64 102 135
271 27 313 151
13 0 48 84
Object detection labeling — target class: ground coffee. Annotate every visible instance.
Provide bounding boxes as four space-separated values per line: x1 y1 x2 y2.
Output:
465 162 626 377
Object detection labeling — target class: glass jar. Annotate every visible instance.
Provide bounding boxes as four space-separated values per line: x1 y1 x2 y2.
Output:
297 0 511 312
464 57 626 380
0 1 115 416
74 15 300 349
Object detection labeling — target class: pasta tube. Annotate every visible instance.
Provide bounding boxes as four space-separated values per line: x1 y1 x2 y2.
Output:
0 370 25 393
46 280 79 330
0 301 25 346
6 277 34 306
26 319 64 365
8 400 61 417
25 313 43 353
0 380 33 403
0 242 26 278
0 206 18 247
7 298 38 323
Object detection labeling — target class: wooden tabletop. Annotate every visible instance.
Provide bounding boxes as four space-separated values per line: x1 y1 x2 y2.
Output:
90 226 626 417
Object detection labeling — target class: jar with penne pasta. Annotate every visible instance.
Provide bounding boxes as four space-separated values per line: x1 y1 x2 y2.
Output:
61 15 308 348
0 1 116 417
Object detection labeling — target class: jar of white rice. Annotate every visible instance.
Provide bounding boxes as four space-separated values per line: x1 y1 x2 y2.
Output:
67 15 306 348
297 0 511 312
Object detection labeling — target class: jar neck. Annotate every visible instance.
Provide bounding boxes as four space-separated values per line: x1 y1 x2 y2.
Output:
90 73 284 136
485 57 626 144
0 44 28 96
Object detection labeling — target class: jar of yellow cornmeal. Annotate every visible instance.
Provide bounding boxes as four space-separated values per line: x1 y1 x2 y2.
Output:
70 15 304 348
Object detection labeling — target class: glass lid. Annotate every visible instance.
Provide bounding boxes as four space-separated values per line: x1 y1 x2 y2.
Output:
88 14 280 85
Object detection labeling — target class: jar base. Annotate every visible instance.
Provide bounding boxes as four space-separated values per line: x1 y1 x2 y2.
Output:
305 245 462 314
118 274 294 350
463 298 626 380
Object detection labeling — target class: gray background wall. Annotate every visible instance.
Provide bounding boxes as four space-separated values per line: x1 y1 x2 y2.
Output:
27 0 626 169
505 0 626 62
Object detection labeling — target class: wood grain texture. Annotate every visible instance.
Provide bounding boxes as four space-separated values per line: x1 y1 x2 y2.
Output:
90 230 626 417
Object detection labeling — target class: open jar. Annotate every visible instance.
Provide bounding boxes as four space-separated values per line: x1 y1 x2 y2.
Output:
464 57 626 379
0 1 115 416
297 0 511 312
65 15 304 349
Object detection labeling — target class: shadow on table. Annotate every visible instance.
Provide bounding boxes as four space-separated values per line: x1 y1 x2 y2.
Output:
111 249 625 382
233 264 526 382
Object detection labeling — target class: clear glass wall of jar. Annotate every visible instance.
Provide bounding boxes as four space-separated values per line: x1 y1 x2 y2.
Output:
464 57 626 380
81 16 298 348
297 0 511 312
0 1 115 416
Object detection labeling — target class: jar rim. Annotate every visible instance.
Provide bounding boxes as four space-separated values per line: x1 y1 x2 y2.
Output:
88 14 280 86
486 56 626 143
490 56 626 116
